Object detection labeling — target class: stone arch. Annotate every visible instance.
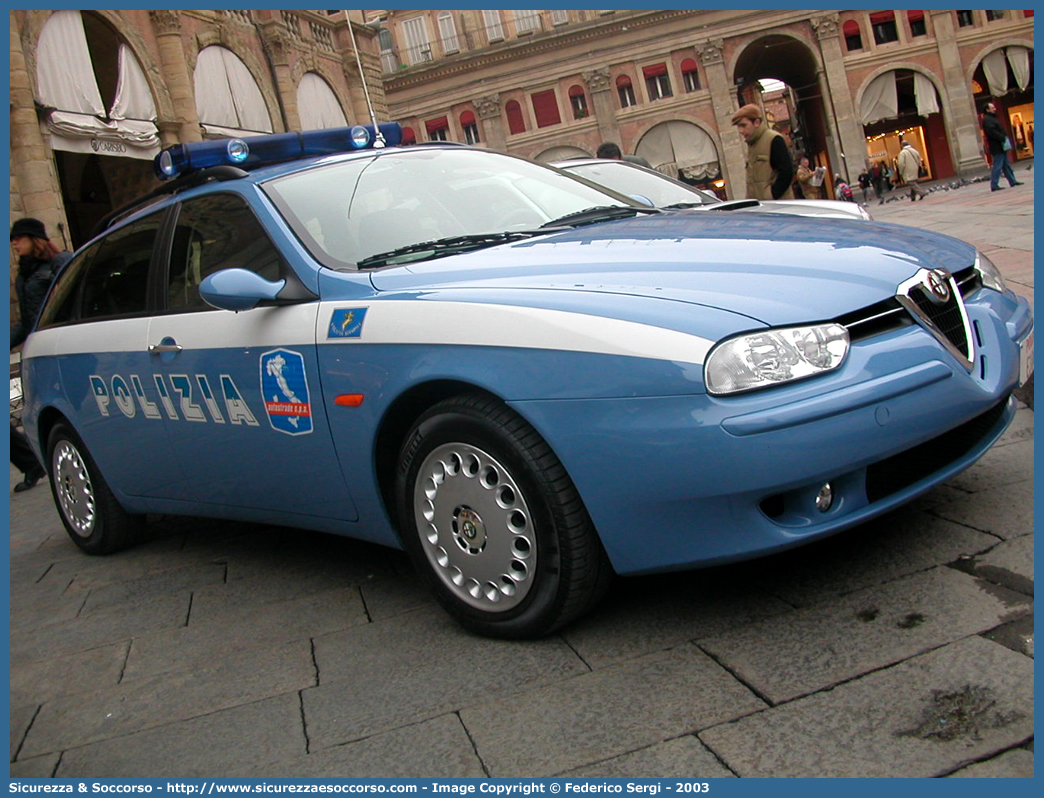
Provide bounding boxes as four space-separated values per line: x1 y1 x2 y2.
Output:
534 144 590 163
726 28 824 83
635 119 721 180
967 38 1034 80
193 43 280 134
21 10 175 122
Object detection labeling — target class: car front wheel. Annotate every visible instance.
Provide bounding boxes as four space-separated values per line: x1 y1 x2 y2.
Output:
47 422 142 554
396 393 611 638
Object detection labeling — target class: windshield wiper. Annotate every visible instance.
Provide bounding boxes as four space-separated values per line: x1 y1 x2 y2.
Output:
356 230 548 269
539 205 659 229
662 201 710 210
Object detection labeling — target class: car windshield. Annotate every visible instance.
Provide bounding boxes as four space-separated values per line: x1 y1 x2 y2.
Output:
263 147 637 270
559 162 720 208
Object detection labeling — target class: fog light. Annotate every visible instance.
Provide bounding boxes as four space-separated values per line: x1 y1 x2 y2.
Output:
815 483 834 513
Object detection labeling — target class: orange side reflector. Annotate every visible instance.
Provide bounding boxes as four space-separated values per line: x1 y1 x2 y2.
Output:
334 394 365 407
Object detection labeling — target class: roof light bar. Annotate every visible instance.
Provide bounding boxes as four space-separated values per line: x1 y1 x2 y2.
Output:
154 123 403 180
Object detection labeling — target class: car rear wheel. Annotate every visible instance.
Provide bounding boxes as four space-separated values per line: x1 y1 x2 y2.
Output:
396 393 611 638
47 422 142 555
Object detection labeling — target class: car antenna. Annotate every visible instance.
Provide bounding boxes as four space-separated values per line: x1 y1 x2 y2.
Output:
345 10 385 149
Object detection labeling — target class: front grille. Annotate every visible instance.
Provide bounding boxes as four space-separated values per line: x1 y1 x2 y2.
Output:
907 284 970 357
865 397 1009 502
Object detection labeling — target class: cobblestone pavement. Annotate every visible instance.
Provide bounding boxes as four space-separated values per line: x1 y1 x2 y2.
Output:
8 170 1034 779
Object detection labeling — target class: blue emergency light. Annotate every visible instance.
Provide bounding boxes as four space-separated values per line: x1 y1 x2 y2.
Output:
154 123 403 180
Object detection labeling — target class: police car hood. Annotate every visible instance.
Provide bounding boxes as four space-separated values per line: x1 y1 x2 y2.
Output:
368 213 976 326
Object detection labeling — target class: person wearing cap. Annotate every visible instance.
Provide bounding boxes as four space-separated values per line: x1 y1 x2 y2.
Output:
10 218 71 349
10 217 71 492
896 140 928 201
731 103 794 201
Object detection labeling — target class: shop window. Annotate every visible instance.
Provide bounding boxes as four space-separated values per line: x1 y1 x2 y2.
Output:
505 100 526 134
617 74 637 108
956 11 975 27
870 11 899 44
551 10 569 26
425 116 448 141
681 59 700 92
985 11 1006 21
460 111 479 144
643 64 672 101
568 85 588 119
843 20 863 52
907 11 926 37
531 89 561 128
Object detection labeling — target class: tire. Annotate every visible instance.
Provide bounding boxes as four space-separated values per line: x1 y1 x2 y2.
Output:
395 393 612 638
47 421 142 554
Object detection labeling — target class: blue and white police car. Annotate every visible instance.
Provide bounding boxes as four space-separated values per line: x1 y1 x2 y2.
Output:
21 124 1034 638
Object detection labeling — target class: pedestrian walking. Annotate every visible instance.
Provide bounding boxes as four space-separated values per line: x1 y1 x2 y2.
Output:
731 104 794 200
981 101 1024 192
896 141 927 201
870 161 888 204
857 167 875 202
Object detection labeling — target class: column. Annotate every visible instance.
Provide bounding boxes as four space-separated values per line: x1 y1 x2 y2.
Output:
149 10 202 144
697 38 745 199
929 10 986 174
811 14 866 182
474 94 505 152
258 21 300 132
582 68 619 146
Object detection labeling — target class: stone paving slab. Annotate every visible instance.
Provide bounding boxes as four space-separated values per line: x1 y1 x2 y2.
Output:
931 478 1034 541
698 566 1031 704
124 585 368 681
952 534 1033 596
562 736 736 779
946 748 1034 778
698 635 1034 777
459 646 765 777
302 606 589 749
559 571 792 669
19 641 316 759
10 589 191 665
243 714 487 779
739 509 1001 608
53 694 306 779
10 641 130 708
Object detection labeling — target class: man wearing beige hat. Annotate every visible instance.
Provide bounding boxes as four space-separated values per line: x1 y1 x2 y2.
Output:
731 103 794 200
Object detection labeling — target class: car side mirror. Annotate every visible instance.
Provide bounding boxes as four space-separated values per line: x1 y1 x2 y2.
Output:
627 193 656 208
199 268 287 312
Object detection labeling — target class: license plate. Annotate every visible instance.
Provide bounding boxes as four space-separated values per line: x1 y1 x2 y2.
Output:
1019 328 1034 386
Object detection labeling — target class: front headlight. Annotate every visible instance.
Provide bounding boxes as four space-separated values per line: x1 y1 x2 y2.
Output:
705 323 850 395
974 251 1007 293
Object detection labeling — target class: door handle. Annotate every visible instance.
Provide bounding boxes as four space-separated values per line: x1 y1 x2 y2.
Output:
148 342 183 355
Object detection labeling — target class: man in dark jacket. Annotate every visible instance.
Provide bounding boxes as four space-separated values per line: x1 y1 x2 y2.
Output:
982 102 1024 192
10 217 71 491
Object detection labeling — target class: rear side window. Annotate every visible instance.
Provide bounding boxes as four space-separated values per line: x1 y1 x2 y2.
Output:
166 193 287 311
37 212 163 328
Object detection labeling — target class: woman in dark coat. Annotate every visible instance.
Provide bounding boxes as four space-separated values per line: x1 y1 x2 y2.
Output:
10 217 71 491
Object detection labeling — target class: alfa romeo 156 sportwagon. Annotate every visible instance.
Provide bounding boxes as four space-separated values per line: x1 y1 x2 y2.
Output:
21 124 1033 637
